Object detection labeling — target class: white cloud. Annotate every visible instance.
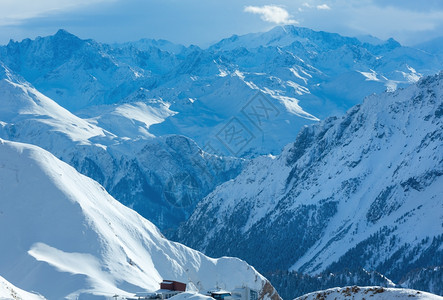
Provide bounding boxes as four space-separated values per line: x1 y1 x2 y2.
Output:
316 4 331 10
0 0 114 26
244 5 298 25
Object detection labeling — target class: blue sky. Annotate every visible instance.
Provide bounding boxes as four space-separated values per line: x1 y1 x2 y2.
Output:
0 0 443 46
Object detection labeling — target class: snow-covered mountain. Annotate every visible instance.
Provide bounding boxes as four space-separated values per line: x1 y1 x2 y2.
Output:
0 276 45 300
0 62 243 232
1 27 442 299
266 268 399 300
416 37 443 57
0 29 156 111
113 38 188 55
295 286 443 300
105 26 443 156
2 26 443 156
0 138 279 300
175 73 443 296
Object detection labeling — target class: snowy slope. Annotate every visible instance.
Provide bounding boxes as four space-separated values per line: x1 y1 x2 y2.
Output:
78 89 177 139
0 61 111 146
169 292 214 300
416 37 443 56
295 286 443 300
0 276 45 300
399 267 443 296
147 26 442 156
0 62 243 231
0 138 279 300
2 27 442 156
176 73 443 288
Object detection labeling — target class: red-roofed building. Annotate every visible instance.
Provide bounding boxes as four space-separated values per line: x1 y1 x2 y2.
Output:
160 280 187 292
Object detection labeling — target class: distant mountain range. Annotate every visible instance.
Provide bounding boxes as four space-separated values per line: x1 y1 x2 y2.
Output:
0 62 243 231
0 26 442 300
1 25 442 231
2 26 443 157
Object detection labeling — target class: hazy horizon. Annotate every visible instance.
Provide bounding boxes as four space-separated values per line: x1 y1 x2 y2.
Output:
1 0 443 47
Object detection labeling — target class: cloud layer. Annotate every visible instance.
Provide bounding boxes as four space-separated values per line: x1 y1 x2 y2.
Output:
244 5 297 25
0 0 112 26
316 4 331 10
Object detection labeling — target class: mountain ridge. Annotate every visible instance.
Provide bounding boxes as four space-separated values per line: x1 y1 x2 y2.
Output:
0 138 279 300
0 62 243 231
2 26 442 156
175 72 443 297
0 26 442 300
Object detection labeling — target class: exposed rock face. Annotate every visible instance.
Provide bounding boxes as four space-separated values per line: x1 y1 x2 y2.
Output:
176 73 443 295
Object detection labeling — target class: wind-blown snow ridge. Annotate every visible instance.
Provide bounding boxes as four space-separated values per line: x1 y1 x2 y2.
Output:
0 138 279 300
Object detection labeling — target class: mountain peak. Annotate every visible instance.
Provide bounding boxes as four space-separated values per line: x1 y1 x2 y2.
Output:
385 37 401 48
51 29 83 46
54 29 77 38
210 25 361 51
273 25 345 39
280 24 310 33
264 25 312 39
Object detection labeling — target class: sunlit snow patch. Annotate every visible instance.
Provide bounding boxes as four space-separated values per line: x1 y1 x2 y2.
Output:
28 243 130 299
359 69 381 82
